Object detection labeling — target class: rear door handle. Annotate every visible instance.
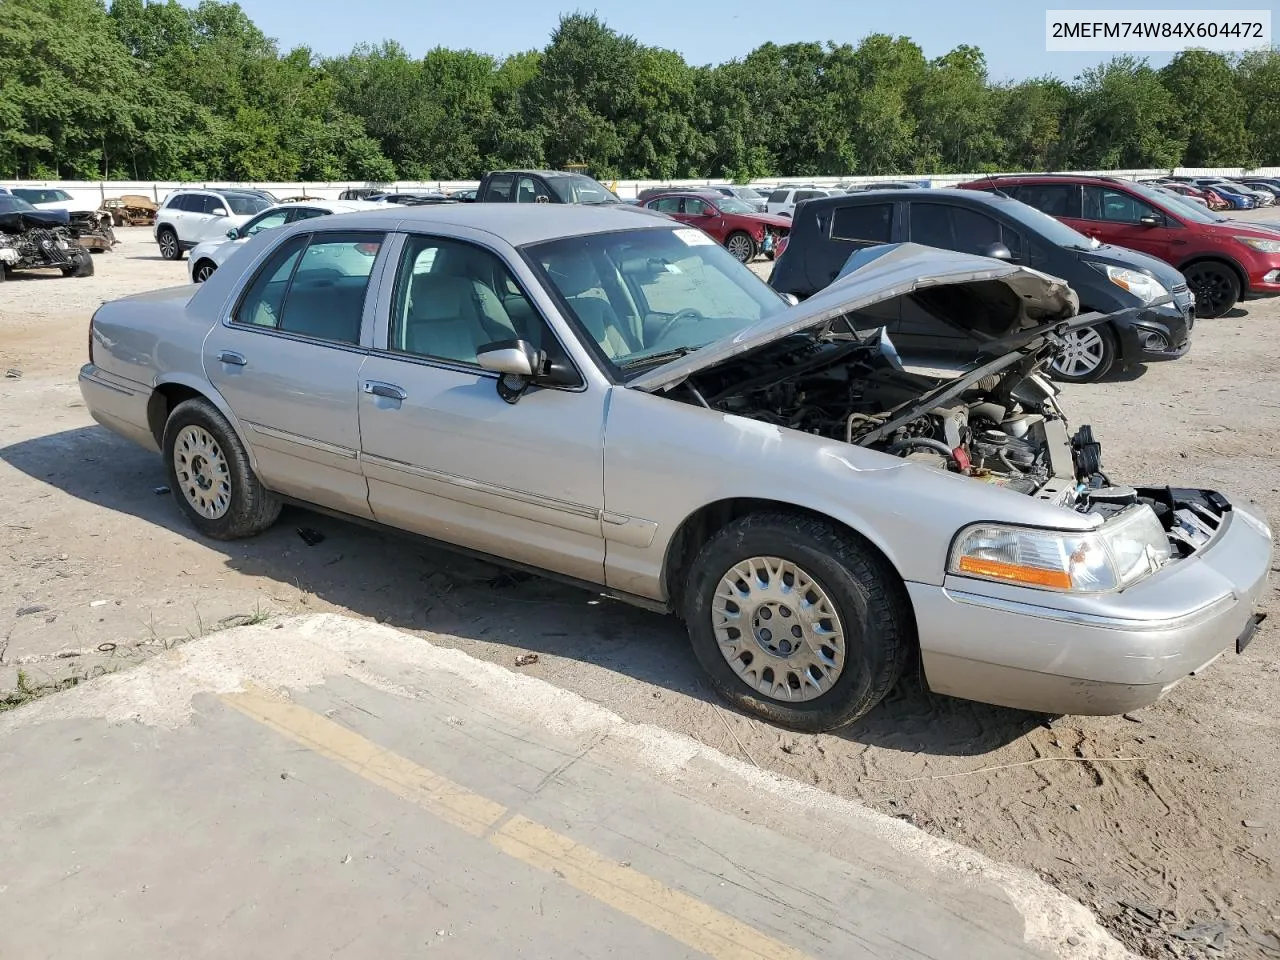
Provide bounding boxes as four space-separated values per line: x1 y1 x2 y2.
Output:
218 350 246 366
363 381 407 401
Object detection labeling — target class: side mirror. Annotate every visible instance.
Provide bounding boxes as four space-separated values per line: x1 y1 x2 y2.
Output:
1138 215 1161 227
980 242 1013 261
211 207 228 217
227 228 240 239
478 339 578 402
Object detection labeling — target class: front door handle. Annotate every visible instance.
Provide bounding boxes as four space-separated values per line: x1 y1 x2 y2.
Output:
218 350 247 366
363 381 407 401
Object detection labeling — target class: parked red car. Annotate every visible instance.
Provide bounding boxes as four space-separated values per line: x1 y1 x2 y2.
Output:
959 175 1280 317
640 190 791 262
1159 181 1230 211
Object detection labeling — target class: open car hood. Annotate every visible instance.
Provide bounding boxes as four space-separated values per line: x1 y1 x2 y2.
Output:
629 243 1079 392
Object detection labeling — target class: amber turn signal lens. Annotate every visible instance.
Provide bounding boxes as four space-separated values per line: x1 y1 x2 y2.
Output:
956 556 1073 590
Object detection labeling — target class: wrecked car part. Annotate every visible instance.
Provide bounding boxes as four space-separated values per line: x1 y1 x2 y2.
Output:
0 210 93 279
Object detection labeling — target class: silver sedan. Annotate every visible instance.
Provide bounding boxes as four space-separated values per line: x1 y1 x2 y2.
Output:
79 205 1272 731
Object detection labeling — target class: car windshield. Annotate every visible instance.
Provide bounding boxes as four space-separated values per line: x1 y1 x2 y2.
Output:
0 196 37 213
525 226 787 375
224 194 272 216
717 197 756 214
552 175 619 204
1126 179 1226 224
999 196 1100 250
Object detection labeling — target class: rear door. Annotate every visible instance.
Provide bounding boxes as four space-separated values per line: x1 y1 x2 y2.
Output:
204 228 388 518
807 200 895 290
1080 185 1183 263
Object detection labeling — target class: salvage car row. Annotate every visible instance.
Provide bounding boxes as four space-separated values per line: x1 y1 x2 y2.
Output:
77 201 1272 732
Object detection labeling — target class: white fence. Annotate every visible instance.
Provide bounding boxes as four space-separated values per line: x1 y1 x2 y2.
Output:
5 168 1280 206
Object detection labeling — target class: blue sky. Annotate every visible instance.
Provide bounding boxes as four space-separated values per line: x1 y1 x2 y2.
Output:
225 0 1255 80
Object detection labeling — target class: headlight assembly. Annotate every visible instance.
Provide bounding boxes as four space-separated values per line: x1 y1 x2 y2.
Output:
949 506 1172 593
1090 263 1169 304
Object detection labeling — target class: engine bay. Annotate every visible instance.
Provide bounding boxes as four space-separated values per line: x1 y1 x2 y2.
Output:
675 321 1226 556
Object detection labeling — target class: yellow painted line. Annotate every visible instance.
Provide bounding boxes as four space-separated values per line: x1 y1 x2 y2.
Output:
491 814 810 960
222 691 505 837
221 690 812 960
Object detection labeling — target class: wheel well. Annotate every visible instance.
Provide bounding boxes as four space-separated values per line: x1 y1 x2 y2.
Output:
661 497 912 621
1178 256 1247 293
146 383 204 447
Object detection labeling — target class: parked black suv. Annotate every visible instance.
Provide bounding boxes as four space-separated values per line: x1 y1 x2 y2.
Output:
769 189 1195 382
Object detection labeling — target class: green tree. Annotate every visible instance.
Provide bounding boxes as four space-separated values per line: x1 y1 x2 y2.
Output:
1160 50 1250 165
1236 48 1280 165
1073 57 1185 168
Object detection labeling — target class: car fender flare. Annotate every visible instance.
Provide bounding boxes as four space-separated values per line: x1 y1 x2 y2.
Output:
148 372 261 475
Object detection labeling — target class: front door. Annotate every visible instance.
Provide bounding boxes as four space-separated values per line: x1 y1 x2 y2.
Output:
204 228 390 519
357 233 608 582
1080 185 1183 264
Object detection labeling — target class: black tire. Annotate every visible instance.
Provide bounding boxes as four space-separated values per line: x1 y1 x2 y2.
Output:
1183 261 1241 319
193 259 217 283
725 231 756 263
1048 322 1116 383
61 251 94 278
162 398 281 540
0 262 6 282
682 512 912 732
157 226 182 261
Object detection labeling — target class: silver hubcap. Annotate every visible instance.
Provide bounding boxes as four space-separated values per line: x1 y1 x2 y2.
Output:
196 263 214 281
712 556 846 702
1051 327 1105 378
727 235 752 261
173 425 231 519
161 234 176 256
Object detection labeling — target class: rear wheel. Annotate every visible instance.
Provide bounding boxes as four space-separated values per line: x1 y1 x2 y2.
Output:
162 398 281 540
1184 261 1240 319
157 227 181 261
725 231 756 263
1049 323 1115 383
682 513 911 732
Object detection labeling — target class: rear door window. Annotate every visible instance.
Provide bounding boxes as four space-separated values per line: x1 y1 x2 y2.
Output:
830 203 893 244
234 232 384 344
1009 183 1081 219
908 203 1003 256
484 174 514 202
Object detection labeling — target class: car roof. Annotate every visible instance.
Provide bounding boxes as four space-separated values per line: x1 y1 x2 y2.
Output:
973 174 1129 187
270 203 672 247
644 189 722 201
488 170 588 179
800 187 1021 209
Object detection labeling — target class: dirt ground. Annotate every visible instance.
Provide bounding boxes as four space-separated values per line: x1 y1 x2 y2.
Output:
2 225 1278 958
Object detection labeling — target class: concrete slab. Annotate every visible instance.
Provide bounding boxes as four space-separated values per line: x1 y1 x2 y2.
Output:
0 614 1132 959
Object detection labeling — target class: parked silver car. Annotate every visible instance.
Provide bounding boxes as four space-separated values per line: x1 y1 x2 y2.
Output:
78 206 1271 731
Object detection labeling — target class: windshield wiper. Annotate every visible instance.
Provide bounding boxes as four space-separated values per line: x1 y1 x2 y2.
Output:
618 346 700 370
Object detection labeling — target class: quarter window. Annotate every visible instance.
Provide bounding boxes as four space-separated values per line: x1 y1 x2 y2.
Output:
389 237 542 365
768 189 789 203
831 203 893 244
233 231 383 344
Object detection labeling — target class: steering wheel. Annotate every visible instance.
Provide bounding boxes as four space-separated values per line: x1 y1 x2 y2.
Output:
650 308 705 345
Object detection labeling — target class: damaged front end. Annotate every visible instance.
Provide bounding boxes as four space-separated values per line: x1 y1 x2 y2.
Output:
634 243 1225 569
0 208 94 279
66 210 117 252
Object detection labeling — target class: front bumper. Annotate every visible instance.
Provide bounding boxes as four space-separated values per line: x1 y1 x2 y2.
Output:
909 496 1272 715
1114 298 1193 364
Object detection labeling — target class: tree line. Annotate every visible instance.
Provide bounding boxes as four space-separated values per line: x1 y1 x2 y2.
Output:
3 0 1279 184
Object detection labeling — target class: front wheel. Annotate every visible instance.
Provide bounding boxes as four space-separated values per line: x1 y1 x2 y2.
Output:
1049 323 1115 383
60 251 94 278
157 227 182 261
162 398 281 540
682 513 912 732
1183 261 1240 319
725 231 756 263
193 260 217 283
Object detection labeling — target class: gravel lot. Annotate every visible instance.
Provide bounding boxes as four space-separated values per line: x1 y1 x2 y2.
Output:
2 224 1278 957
